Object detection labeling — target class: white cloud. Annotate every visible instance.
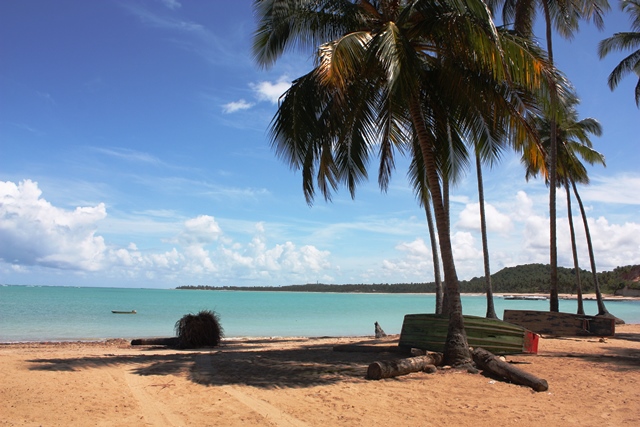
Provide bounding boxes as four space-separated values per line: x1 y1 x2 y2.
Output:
377 238 434 281
222 99 254 113
2 179 638 287
0 180 107 271
251 77 292 104
580 174 640 205
0 180 333 285
176 215 223 246
511 190 535 221
220 76 292 115
451 231 482 263
579 216 640 270
457 202 514 235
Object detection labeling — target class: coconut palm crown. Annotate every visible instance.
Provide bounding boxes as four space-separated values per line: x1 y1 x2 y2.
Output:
598 0 640 106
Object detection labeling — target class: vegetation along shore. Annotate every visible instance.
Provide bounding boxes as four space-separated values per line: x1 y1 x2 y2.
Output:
177 263 640 296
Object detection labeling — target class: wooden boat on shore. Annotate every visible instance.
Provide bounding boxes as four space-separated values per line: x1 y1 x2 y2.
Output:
399 314 539 355
503 309 615 337
112 310 137 314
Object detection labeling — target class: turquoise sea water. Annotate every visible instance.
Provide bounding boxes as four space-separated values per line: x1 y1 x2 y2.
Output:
1 285 638 342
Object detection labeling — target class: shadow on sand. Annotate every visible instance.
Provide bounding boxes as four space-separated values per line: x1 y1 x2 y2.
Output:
26 337 402 389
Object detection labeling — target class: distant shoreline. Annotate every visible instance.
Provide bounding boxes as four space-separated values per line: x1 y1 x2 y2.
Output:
175 286 640 301
480 292 640 301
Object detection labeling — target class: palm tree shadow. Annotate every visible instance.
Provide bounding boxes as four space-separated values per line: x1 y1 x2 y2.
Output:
536 331 640 373
557 347 640 372
612 331 640 344
27 338 402 389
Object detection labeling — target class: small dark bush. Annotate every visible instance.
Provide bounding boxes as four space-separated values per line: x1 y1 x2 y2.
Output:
174 310 224 349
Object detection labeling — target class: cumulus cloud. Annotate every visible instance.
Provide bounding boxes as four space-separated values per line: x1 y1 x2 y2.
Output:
457 202 514 235
175 215 223 246
0 180 333 285
221 76 291 114
250 77 291 104
580 217 640 270
378 238 434 281
451 231 482 261
0 180 107 271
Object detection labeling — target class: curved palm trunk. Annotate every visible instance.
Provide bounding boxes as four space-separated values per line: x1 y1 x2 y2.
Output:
424 198 444 314
476 152 497 318
543 0 559 312
410 99 470 366
565 181 585 315
570 180 620 322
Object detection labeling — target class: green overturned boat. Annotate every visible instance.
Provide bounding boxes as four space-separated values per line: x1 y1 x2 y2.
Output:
399 314 539 355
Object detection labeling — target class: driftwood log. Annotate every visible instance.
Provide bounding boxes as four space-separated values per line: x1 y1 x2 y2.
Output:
367 353 443 380
472 347 548 392
131 337 179 346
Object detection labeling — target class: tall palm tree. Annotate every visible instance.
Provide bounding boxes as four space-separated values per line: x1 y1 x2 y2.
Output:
476 152 498 318
564 178 585 314
488 0 610 312
408 156 444 314
253 0 550 365
598 0 640 106
524 95 619 321
425 199 444 314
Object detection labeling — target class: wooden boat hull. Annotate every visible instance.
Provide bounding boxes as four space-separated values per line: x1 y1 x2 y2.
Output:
503 310 615 337
399 314 539 355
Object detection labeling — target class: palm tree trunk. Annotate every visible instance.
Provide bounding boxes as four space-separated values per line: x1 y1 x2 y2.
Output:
441 177 451 316
565 181 585 315
570 180 618 321
543 0 559 312
476 152 497 319
424 198 444 315
409 99 470 366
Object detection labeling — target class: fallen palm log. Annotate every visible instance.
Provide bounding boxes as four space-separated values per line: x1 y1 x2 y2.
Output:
367 353 443 380
131 337 179 346
472 347 548 392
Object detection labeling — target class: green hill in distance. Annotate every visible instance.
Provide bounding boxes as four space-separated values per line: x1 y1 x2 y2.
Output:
177 264 640 295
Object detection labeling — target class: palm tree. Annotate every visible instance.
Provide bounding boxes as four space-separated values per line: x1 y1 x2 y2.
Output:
564 178 586 314
253 0 550 365
425 199 444 314
524 95 620 321
408 159 444 314
488 0 610 312
598 0 640 106
476 152 499 318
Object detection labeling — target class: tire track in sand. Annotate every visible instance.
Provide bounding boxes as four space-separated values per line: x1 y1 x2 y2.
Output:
194 354 310 427
124 370 186 426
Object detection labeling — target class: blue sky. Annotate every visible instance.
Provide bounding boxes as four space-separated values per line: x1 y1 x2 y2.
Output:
1 0 638 289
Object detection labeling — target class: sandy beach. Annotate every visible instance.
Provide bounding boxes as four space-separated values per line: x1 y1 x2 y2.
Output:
1 324 639 427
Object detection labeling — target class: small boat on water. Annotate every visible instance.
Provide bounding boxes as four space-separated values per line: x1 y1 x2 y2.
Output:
112 310 137 314
399 314 539 355
503 309 615 337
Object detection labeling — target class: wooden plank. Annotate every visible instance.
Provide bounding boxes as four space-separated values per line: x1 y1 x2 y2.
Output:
503 310 615 337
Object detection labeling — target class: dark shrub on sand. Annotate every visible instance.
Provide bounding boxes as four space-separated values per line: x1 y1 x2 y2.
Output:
174 310 224 349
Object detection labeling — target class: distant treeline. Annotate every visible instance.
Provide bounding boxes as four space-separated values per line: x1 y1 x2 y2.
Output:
176 264 640 294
